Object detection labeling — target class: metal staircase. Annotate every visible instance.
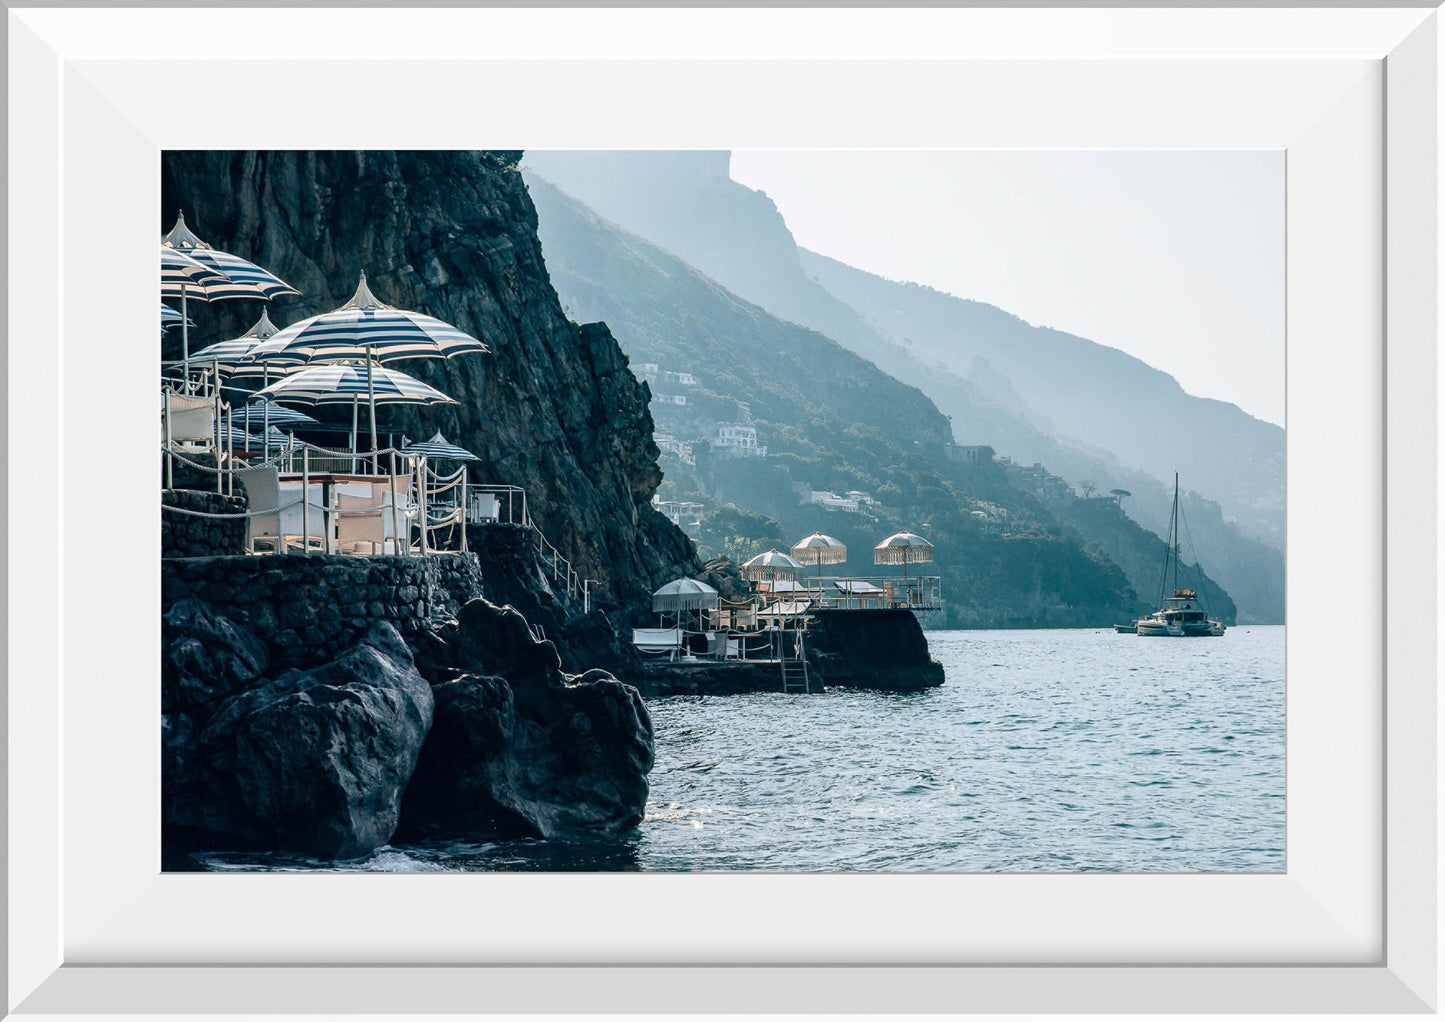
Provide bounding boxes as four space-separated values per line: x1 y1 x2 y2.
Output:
780 631 811 694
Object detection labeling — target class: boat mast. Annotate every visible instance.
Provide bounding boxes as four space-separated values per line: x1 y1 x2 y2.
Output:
1171 472 1180 595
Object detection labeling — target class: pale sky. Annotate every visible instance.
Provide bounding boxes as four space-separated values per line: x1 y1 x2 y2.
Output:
730 151 1284 426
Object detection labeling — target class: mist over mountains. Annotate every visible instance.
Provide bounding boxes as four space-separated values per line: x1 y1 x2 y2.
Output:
523 150 1284 624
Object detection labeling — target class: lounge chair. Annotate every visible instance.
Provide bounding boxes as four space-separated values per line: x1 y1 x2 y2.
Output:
633 628 682 660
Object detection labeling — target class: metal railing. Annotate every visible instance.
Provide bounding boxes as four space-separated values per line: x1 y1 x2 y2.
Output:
464 484 528 527
757 575 944 612
464 483 595 612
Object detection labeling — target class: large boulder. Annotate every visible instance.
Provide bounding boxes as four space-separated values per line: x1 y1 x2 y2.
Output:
398 598 653 840
164 621 434 859
164 597 270 710
805 609 946 690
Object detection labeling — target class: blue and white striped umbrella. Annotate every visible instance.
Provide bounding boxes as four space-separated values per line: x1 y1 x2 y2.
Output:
161 212 300 303
256 361 456 408
402 432 479 462
161 245 229 291
162 210 298 388
161 303 192 329
244 272 485 461
241 398 319 428
181 310 301 372
217 422 293 450
243 272 487 366
256 360 455 467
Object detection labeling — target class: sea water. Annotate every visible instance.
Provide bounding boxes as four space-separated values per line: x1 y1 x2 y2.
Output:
198 626 1285 873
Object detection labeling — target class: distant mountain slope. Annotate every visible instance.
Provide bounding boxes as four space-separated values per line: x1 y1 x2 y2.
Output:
799 249 1285 549
523 149 1284 623
525 171 1220 629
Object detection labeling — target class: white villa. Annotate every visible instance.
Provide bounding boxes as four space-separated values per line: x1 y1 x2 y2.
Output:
807 491 862 513
713 424 766 457
652 496 704 529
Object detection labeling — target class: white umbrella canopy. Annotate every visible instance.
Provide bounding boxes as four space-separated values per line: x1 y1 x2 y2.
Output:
874 530 935 598
873 531 935 565
243 271 488 462
740 548 807 582
650 578 720 613
790 531 847 576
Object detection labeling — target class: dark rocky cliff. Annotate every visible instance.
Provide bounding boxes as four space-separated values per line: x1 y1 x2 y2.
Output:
160 151 700 613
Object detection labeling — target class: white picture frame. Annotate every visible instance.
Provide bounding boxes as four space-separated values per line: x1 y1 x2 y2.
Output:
5 5 1437 1015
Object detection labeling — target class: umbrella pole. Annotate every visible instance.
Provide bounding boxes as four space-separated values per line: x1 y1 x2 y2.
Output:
351 398 359 474
261 366 270 461
164 392 173 489
367 345 378 474
180 284 189 393
460 464 469 553
244 403 251 453
417 455 429 556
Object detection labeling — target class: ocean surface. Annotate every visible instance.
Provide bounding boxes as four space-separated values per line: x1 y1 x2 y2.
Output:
198 626 1285 874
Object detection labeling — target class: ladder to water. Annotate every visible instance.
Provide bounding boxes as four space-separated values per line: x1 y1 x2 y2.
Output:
780 631 811 694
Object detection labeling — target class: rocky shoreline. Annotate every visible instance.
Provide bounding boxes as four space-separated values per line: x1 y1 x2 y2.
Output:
163 552 945 864
163 559 654 862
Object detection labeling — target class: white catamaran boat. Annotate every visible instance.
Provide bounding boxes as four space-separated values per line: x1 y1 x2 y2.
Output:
1134 473 1226 638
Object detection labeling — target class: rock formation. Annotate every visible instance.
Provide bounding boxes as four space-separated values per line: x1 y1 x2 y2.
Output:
162 592 654 862
805 610 945 690
397 599 653 840
164 602 433 859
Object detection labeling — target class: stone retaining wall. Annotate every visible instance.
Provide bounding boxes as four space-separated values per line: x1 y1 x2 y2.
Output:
162 490 247 558
162 553 485 668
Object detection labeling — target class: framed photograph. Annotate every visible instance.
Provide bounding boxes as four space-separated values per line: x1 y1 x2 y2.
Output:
6 4 1437 1015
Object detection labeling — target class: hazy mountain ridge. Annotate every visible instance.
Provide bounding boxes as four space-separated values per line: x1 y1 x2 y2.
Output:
525 171 1240 628
524 149 1284 623
799 249 1285 549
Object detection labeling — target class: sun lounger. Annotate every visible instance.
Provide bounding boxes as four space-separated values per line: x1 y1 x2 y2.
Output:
633 627 682 659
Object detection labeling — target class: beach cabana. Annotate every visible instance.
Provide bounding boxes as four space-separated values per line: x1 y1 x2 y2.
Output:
162 212 299 385
740 548 806 583
243 272 487 464
790 531 847 578
874 530 935 605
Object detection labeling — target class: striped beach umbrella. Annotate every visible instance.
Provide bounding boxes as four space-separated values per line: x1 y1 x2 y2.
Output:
161 303 192 329
740 548 807 583
244 271 487 461
791 531 847 577
162 212 299 302
162 211 299 386
183 309 287 370
257 360 455 468
403 432 479 462
241 398 318 428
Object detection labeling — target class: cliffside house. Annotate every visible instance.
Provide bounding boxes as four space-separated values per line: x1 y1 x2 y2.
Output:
652 496 704 529
713 423 767 457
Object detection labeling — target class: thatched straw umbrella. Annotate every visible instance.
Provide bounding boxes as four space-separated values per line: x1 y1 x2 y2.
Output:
740 549 807 584
790 532 847 581
873 531 935 603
